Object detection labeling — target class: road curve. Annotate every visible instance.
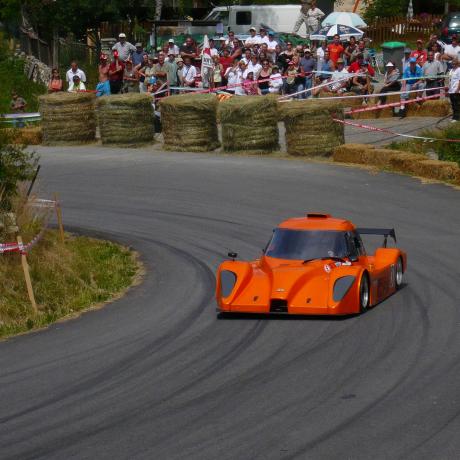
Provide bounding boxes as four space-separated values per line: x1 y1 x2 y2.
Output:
1 146 460 460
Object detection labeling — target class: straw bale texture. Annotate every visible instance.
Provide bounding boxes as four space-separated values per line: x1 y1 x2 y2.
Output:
280 100 344 157
160 94 219 152
219 96 279 154
2 127 42 145
388 152 426 172
39 92 96 145
407 159 460 182
96 93 154 146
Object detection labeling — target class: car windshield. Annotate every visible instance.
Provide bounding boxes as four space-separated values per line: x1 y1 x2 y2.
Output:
265 229 348 260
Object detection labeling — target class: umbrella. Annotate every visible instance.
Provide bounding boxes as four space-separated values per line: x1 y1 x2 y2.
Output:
310 24 364 42
322 12 367 28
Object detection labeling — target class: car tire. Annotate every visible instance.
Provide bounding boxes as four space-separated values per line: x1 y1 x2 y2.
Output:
395 257 404 289
359 273 370 313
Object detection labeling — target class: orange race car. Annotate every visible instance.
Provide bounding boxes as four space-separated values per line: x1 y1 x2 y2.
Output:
216 213 407 316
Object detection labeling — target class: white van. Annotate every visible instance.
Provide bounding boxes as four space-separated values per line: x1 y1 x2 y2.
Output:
203 3 334 35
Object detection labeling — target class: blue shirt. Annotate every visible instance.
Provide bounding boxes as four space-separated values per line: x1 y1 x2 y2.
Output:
132 50 148 67
403 65 422 82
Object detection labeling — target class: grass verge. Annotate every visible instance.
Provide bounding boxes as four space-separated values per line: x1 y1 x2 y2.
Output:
0 230 141 338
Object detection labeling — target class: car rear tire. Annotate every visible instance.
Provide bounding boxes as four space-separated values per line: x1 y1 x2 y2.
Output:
395 257 403 289
359 273 370 313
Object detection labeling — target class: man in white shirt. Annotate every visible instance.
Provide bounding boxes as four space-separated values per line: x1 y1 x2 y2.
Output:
66 61 86 88
448 58 460 122
247 54 262 78
112 33 136 62
258 28 270 46
167 39 180 56
443 35 460 66
245 27 261 48
266 31 278 63
181 57 197 87
329 58 349 93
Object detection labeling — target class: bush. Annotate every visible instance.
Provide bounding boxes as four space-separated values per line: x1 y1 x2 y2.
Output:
0 129 39 211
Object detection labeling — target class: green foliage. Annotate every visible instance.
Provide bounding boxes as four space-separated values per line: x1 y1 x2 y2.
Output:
0 231 139 338
0 130 39 211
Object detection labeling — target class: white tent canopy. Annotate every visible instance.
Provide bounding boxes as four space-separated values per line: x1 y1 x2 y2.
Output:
322 12 367 28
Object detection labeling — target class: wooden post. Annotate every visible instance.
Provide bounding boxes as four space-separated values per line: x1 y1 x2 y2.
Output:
17 235 38 313
54 193 65 243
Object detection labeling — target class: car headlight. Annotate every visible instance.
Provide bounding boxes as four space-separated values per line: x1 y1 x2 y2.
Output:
333 275 356 302
220 270 237 297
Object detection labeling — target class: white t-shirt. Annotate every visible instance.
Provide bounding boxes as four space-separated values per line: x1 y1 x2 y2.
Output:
449 67 460 93
444 44 460 60
168 44 180 56
247 62 262 77
245 35 261 47
241 56 251 65
259 35 270 46
225 67 239 88
67 81 86 92
182 65 197 84
330 68 349 90
316 47 326 71
66 68 86 84
269 73 283 93
209 47 219 57
235 69 246 95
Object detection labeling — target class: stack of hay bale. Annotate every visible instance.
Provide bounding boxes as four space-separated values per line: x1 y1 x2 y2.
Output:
39 93 96 145
160 93 219 152
219 95 279 154
279 100 344 157
96 93 154 146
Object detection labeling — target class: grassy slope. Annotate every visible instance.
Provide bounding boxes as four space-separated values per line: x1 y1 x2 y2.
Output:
0 230 140 338
0 57 47 114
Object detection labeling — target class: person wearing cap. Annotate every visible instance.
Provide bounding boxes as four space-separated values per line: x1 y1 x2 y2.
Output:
165 52 178 90
68 74 86 93
180 36 198 61
108 50 125 94
299 47 316 98
328 58 350 94
442 35 460 68
378 61 401 106
122 59 138 93
167 39 180 57
132 43 148 67
65 61 86 89
245 27 261 48
448 58 460 122
266 31 278 63
410 39 428 66
112 33 136 62
399 57 424 117
96 54 111 97
348 53 375 77
217 37 227 56
402 47 412 73
423 50 444 97
351 60 374 104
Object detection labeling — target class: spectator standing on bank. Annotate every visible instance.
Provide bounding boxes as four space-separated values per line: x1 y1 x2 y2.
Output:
68 75 86 92
48 68 63 92
224 59 240 94
167 39 180 56
410 39 428 66
112 33 136 62
245 27 261 49
220 48 233 79
181 56 197 88
300 47 316 98
378 61 400 106
351 40 370 63
135 54 150 93
293 0 310 35
235 60 247 95
399 57 425 117
259 28 270 46
448 58 460 122
132 43 148 67
316 40 327 71
123 60 137 93
247 53 262 78
328 58 349 94
166 52 178 89
225 31 236 49
423 50 444 97
305 0 325 37
96 53 111 96
153 53 170 86
284 60 300 96
180 37 198 62
442 35 460 67
343 36 357 65
266 31 278 63
402 48 412 73
66 61 86 88
258 60 272 94
230 39 243 60
328 35 344 66
108 50 125 94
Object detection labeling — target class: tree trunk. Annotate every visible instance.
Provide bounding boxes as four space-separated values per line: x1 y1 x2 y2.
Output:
155 0 163 21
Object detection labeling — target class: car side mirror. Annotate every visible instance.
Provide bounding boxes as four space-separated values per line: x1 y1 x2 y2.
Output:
228 251 238 260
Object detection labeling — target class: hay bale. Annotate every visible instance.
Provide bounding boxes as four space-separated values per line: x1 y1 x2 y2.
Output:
39 92 96 145
333 144 398 167
2 126 42 145
280 100 344 157
160 93 219 152
96 93 154 146
219 95 279 154
409 99 451 117
388 152 425 172
409 159 460 182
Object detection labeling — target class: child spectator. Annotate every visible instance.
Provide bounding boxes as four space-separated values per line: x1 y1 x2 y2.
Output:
268 66 283 94
66 61 86 89
68 75 86 92
10 92 26 112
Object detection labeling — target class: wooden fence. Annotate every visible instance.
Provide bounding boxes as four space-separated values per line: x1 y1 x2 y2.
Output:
366 15 443 44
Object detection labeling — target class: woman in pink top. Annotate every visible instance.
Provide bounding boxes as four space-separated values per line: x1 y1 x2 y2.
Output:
48 68 63 92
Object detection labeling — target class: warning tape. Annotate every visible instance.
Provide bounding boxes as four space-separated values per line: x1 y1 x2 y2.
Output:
333 118 460 143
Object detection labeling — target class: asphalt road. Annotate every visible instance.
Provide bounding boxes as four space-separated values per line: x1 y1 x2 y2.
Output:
1 145 460 460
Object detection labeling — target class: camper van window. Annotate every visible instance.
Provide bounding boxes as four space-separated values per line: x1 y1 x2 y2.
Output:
236 11 252 26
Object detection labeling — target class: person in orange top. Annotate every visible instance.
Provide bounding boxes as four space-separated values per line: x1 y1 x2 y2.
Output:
327 34 344 65
48 68 63 92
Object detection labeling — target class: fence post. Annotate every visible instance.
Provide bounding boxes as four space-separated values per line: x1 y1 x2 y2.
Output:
17 235 38 313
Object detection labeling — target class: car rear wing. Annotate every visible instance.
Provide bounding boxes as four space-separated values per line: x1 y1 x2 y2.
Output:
356 228 397 248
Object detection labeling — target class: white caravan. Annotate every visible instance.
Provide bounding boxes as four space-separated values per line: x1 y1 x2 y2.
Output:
203 3 334 35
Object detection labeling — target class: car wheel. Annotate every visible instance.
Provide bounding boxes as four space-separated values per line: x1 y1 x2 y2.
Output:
395 257 403 289
359 273 370 313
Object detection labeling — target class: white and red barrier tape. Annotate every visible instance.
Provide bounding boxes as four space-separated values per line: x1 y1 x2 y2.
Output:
333 118 460 143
